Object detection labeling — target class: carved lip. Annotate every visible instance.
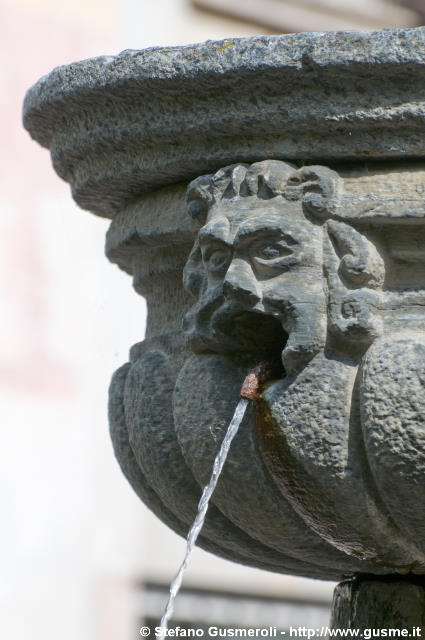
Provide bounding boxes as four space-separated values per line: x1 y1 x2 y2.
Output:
207 307 289 365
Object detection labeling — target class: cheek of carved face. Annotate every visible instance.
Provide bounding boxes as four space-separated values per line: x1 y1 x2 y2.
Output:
184 199 326 365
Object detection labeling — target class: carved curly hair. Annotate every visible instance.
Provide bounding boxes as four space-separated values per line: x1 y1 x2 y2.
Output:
186 160 342 224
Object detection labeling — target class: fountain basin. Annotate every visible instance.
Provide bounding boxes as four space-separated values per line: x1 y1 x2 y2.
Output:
24 27 425 581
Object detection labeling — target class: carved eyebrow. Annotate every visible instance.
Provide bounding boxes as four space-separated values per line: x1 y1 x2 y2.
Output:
234 226 298 246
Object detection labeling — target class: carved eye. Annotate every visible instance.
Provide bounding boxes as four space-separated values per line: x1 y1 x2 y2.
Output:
258 244 288 260
253 243 292 262
202 245 231 272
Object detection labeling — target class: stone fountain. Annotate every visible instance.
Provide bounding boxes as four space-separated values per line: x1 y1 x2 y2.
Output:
24 27 425 629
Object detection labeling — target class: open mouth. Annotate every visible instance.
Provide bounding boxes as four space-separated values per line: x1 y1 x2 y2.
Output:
218 310 288 370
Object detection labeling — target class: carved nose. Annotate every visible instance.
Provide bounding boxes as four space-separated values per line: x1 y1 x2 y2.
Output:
223 259 261 306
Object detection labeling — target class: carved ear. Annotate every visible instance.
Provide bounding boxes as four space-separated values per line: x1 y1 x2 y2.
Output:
183 240 205 298
326 220 385 290
186 175 215 223
284 165 342 220
325 221 384 346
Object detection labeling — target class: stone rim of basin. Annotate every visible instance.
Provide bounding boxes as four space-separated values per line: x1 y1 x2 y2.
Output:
23 26 425 218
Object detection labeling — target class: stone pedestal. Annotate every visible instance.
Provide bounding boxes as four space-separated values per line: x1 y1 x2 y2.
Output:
331 578 425 632
24 25 425 627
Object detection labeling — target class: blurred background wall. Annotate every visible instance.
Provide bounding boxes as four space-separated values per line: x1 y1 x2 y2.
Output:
2 1 424 639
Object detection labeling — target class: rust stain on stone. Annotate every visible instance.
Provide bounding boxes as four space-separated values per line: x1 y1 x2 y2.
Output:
240 361 281 400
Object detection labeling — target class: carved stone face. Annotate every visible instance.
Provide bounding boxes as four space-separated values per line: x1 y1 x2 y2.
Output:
183 195 327 372
178 164 425 575
108 158 425 579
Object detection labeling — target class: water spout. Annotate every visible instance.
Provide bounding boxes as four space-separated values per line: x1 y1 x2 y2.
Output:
157 396 249 638
157 362 276 638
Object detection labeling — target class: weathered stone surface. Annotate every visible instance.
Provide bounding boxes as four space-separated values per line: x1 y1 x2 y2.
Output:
23 28 425 581
23 27 425 217
169 160 425 578
331 578 425 630
105 159 425 580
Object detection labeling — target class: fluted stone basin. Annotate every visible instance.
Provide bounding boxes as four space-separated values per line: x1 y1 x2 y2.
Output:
24 27 425 584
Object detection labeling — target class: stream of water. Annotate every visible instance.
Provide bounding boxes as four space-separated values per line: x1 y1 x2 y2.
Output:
157 397 250 639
